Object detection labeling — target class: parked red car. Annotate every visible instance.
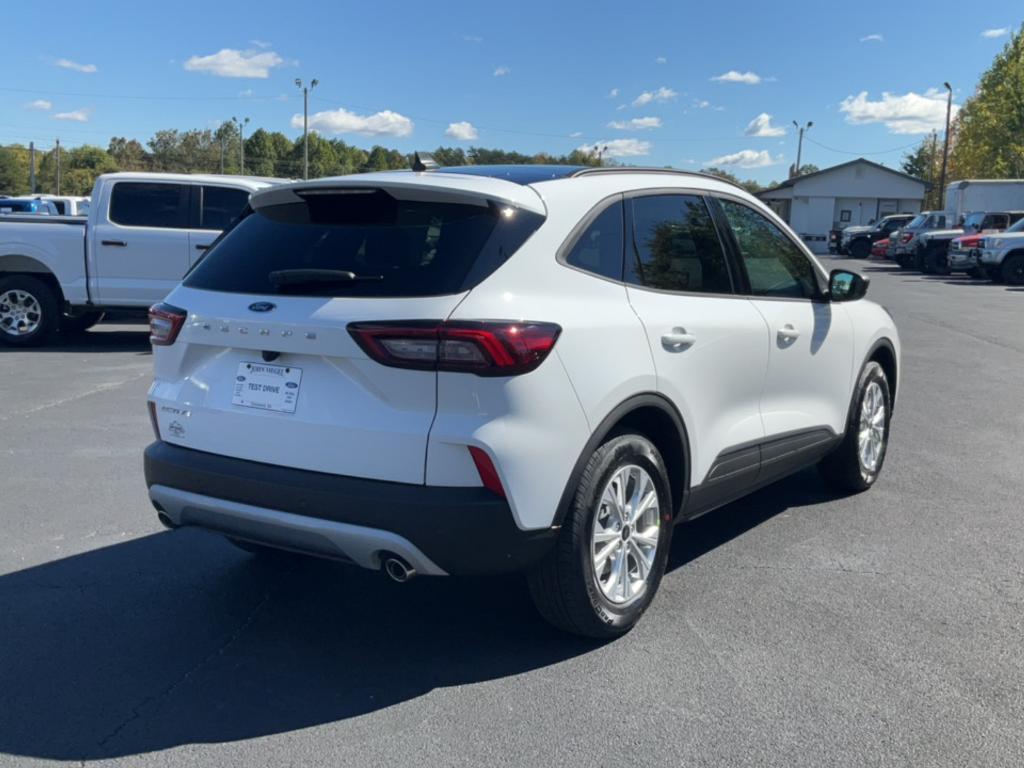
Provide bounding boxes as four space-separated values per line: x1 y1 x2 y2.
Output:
871 238 890 258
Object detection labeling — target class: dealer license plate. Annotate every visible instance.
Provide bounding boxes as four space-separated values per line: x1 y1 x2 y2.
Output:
232 362 302 413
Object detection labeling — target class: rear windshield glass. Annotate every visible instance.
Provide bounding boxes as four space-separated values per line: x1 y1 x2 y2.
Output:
906 214 927 229
184 189 544 297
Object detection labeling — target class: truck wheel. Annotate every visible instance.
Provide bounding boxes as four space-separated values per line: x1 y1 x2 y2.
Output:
527 433 674 639
0 275 60 347
849 239 870 259
967 267 986 279
923 249 950 275
819 361 892 493
1002 255 1024 286
61 311 105 335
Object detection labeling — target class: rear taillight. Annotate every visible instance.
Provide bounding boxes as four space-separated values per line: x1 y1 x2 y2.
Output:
149 303 187 346
468 446 505 497
901 233 914 244
348 320 561 376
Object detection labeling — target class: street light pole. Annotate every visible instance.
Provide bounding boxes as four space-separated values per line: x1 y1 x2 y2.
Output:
939 82 953 209
792 120 813 178
295 78 319 180
232 116 250 174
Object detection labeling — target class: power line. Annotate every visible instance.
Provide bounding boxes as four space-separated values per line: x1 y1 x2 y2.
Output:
804 135 921 156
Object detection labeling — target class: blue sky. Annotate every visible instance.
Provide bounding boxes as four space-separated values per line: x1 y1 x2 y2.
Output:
3 0 1020 183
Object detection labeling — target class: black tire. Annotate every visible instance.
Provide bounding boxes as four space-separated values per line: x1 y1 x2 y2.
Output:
966 266 986 279
61 311 105 335
923 249 950 275
819 361 892 493
1001 254 1024 286
849 239 870 259
911 249 925 271
0 274 60 347
527 433 674 639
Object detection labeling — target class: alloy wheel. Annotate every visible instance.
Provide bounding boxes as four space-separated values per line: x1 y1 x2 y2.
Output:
858 381 886 474
591 464 660 604
0 289 42 337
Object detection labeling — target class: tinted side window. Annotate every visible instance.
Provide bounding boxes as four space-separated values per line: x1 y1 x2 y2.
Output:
201 186 251 230
718 199 820 299
109 183 189 228
626 194 733 294
564 200 623 280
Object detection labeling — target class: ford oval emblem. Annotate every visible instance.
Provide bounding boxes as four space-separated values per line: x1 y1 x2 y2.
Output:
248 301 276 313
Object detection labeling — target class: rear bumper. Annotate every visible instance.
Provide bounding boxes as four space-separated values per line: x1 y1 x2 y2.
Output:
143 441 557 575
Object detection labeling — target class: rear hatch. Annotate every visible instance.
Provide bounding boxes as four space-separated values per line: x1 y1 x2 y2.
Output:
151 176 545 484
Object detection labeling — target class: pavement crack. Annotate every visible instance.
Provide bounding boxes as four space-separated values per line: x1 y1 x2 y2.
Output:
96 589 271 750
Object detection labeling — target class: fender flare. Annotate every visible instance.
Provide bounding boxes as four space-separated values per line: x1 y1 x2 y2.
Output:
551 392 692 527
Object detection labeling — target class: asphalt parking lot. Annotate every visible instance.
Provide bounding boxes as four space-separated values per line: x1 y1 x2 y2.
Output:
1 261 1022 767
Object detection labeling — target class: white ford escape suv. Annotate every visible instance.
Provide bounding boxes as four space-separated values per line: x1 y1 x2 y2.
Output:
144 163 899 638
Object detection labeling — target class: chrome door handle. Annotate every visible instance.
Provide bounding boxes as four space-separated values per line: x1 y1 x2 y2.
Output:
777 324 801 341
661 327 697 351
101 239 127 247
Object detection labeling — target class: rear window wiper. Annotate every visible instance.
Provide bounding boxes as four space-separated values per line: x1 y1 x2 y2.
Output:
268 269 385 288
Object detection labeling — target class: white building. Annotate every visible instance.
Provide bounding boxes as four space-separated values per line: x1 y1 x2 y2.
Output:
759 159 927 253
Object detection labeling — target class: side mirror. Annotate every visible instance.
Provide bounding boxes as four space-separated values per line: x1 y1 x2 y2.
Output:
829 269 869 302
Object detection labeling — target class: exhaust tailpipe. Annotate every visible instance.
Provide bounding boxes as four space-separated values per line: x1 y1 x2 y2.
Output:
383 555 416 583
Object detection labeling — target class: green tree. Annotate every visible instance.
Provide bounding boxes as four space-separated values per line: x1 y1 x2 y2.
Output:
950 26 1024 179
242 129 279 176
108 137 149 170
0 145 31 195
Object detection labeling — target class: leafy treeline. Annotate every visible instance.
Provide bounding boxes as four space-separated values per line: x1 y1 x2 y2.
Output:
902 25 1023 200
0 120 606 196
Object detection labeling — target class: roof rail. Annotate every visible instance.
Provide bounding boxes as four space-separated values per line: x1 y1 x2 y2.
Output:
571 166 749 192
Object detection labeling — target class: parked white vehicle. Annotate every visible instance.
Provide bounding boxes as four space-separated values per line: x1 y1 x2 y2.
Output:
143 163 900 638
945 179 1024 222
34 195 91 217
0 172 284 345
978 217 1024 284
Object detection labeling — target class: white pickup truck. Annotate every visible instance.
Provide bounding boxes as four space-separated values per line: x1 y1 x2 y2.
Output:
0 172 284 346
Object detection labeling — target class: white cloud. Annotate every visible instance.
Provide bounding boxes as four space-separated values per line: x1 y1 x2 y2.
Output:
616 103 627 111
693 99 711 109
860 33 884 42
294 107 414 137
238 88 254 97
445 121 478 141
493 65 511 76
569 131 583 138
184 48 284 78
655 56 667 64
839 88 959 134
981 27 1009 38
462 34 483 43
577 138 652 158
608 87 619 98
744 113 786 137
708 149 782 168
607 116 662 131
54 58 97 74
53 108 90 123
631 86 677 107
249 39 272 49
26 99 52 111
711 70 762 85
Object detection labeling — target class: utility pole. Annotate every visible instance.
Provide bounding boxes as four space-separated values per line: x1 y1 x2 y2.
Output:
938 82 953 210
792 121 813 178
55 138 61 195
232 116 250 174
29 142 36 194
295 78 319 180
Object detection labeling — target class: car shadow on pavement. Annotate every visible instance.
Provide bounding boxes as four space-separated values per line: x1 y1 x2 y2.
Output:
0 328 151 354
0 469 830 762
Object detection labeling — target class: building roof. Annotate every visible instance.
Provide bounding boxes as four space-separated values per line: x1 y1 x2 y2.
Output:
758 158 927 196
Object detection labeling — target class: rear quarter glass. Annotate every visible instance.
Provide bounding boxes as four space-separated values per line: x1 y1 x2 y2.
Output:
183 188 545 298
